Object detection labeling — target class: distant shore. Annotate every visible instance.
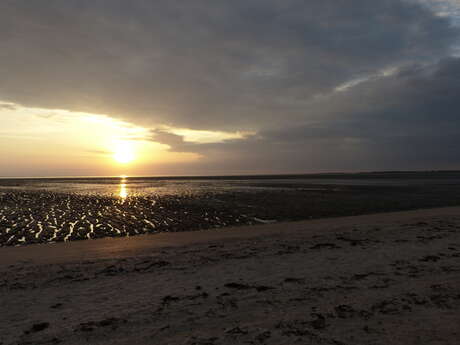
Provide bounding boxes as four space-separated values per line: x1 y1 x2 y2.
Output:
2 169 460 181
2 206 460 344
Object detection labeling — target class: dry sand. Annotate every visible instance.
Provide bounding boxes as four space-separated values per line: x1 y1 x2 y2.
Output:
1 207 460 344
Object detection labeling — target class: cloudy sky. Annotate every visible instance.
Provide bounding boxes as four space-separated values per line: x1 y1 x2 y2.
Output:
1 0 460 177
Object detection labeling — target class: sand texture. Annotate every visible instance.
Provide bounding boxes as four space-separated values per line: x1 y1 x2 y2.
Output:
1 207 460 345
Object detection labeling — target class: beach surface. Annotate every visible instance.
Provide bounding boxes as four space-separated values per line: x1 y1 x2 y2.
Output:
1 206 460 344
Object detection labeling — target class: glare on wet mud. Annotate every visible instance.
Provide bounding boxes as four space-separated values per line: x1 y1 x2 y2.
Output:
0 191 250 247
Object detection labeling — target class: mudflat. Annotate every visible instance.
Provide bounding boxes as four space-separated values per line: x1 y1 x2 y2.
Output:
1 207 460 344
3 174 460 247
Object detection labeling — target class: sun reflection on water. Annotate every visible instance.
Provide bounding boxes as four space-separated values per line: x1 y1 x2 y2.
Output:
119 176 128 200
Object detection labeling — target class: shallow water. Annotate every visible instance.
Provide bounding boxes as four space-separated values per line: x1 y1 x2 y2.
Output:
2 171 460 198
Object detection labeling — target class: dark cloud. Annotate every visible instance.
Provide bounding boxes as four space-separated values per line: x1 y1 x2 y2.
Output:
0 0 457 130
1 0 460 173
34 113 57 120
155 57 460 173
0 103 17 111
150 130 186 148
85 149 111 155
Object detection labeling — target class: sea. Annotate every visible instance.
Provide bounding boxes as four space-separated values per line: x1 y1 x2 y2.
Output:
1 171 460 197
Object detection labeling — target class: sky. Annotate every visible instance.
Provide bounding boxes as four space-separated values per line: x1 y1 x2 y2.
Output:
1 0 460 177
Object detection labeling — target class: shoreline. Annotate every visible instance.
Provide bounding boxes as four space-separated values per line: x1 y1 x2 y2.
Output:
2 169 460 180
1 205 459 266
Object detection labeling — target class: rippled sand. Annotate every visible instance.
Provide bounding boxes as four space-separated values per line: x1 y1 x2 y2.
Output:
3 176 460 247
0 191 253 246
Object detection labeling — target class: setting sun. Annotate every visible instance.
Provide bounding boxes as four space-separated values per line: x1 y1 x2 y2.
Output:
113 142 135 164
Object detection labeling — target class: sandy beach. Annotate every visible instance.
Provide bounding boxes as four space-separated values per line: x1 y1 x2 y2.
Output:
1 206 460 344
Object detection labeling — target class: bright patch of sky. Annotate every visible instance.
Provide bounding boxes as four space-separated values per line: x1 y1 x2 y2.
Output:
418 0 460 56
333 67 399 93
419 0 460 24
0 100 256 176
163 127 255 144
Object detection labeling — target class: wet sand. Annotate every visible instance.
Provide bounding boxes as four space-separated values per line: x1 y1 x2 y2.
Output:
1 206 460 345
3 180 460 247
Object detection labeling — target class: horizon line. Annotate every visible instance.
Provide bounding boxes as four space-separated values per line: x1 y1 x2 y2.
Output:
1 169 460 180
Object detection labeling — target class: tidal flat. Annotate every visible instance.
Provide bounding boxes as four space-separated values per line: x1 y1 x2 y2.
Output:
2 172 460 246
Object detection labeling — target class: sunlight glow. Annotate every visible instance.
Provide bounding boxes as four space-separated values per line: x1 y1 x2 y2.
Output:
163 127 255 144
113 142 136 164
0 100 229 176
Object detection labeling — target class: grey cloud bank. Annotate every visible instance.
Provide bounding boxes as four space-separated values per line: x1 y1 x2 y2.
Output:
1 0 460 173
